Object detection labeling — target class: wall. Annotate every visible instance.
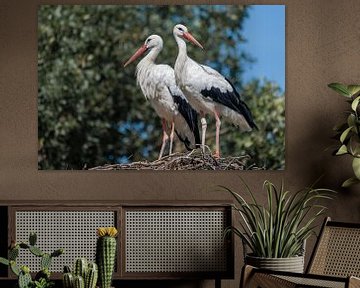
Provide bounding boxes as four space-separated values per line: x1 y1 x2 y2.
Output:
1 0 360 287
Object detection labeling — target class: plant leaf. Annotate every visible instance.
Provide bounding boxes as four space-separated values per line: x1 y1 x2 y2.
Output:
347 85 360 97
328 83 350 97
347 114 356 127
342 177 360 188
340 126 352 143
350 135 360 156
0 257 9 266
336 145 348 155
352 157 360 179
351 96 360 111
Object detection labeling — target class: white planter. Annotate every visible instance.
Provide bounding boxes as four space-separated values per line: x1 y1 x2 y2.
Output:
245 254 305 273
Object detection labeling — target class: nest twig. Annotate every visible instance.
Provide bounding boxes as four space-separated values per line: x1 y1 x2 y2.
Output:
88 148 262 171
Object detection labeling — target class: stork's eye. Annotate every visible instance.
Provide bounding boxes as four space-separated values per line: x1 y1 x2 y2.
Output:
178 27 184 32
146 38 152 43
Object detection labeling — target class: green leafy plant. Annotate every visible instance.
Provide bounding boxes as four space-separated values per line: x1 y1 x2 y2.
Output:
33 278 54 288
328 83 360 187
0 232 63 288
223 180 334 258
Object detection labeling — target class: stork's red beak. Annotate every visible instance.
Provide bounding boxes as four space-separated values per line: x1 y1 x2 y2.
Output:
183 32 204 50
124 44 148 67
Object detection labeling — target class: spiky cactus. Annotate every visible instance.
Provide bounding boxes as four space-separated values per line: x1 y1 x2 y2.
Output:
63 272 74 288
73 275 85 288
9 246 19 260
29 246 44 257
74 258 88 279
41 253 52 270
96 227 118 288
63 260 98 288
0 232 64 288
18 266 32 288
10 260 21 276
29 232 37 246
85 262 98 288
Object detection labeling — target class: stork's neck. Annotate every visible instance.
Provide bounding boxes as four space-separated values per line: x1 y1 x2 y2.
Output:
135 46 161 98
175 34 188 58
174 34 188 79
138 46 161 68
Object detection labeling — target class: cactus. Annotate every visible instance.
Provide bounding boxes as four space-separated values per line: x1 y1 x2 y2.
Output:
29 245 44 257
51 248 64 257
0 232 64 288
29 232 37 246
74 275 85 288
85 263 98 288
10 260 20 276
62 265 74 288
63 260 98 288
63 272 74 288
74 258 88 279
64 265 72 273
9 246 19 260
18 267 32 288
19 243 30 249
96 227 118 288
41 253 52 269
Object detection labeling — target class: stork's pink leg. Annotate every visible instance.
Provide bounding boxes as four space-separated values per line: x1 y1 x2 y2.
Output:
213 110 221 158
169 121 175 156
158 119 169 160
200 112 207 154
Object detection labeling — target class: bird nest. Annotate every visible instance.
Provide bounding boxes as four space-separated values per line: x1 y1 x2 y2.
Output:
88 148 262 171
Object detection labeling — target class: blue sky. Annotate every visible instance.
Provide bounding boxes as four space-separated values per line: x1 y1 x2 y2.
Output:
242 5 285 91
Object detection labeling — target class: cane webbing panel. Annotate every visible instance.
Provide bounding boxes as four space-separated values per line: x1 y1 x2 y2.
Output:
249 272 297 288
15 211 115 272
309 226 360 277
125 210 227 273
277 275 345 288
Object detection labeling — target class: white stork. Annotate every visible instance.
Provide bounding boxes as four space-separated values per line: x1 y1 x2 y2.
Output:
124 34 200 159
173 24 257 158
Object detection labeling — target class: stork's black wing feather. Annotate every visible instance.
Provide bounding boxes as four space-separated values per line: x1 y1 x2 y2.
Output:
171 93 200 149
200 78 258 130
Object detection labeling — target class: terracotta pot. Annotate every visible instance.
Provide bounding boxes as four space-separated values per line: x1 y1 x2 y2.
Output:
245 254 305 273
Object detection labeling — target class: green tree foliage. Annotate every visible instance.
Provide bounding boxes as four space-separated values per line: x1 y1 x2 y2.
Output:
234 80 285 169
38 5 285 169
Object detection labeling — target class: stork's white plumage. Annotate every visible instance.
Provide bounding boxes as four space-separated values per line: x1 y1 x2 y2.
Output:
124 34 200 159
173 24 257 158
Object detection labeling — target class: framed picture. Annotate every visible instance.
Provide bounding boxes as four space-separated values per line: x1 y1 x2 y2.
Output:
38 5 285 170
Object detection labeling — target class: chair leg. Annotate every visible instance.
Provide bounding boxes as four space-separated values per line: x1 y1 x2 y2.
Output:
215 278 221 288
240 265 255 288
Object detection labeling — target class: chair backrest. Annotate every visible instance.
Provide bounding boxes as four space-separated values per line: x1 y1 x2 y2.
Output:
307 217 360 277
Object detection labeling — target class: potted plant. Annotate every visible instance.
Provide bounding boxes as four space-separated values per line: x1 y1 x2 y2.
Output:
62 227 118 288
328 83 360 187
0 232 64 288
62 258 98 288
223 179 334 273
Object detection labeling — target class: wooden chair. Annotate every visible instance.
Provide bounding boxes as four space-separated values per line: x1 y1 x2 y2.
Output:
241 217 360 288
